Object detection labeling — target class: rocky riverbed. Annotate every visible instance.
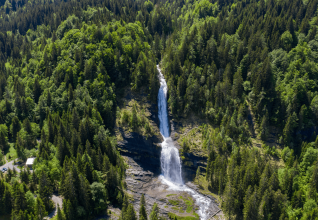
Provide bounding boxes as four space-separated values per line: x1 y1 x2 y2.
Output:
123 156 221 219
115 87 222 219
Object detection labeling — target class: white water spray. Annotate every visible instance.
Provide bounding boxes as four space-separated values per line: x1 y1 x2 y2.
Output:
157 65 212 220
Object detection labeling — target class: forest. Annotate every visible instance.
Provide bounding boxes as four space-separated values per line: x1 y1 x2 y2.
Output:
0 0 318 219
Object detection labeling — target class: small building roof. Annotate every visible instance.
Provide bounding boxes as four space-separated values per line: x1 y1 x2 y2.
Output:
26 158 35 165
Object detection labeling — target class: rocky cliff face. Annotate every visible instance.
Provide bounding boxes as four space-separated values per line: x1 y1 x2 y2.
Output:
116 87 163 173
117 129 162 174
115 89 221 219
116 107 208 183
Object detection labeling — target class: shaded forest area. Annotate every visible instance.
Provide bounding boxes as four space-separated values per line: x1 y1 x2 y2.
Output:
1 0 318 219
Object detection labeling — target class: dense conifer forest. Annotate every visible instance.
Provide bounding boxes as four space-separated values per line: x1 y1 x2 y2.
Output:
1 0 318 219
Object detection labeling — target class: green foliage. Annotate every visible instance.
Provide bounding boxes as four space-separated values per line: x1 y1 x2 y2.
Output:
0 0 318 219
166 194 177 197
149 203 160 220
139 194 148 220
35 197 48 220
118 100 157 138
90 182 108 214
168 200 179 206
25 191 36 213
0 124 8 151
262 144 279 157
281 31 293 51
168 213 199 220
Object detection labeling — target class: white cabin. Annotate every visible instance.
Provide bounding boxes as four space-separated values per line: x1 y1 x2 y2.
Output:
26 158 35 168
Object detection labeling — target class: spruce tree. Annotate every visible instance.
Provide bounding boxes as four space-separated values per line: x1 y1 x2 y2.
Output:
33 77 42 103
57 206 64 220
127 204 137 220
38 171 53 210
10 116 21 141
149 203 159 220
139 194 147 220
35 198 47 220
260 111 269 141
243 188 259 220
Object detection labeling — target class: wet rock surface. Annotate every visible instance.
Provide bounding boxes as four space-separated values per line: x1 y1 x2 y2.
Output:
168 117 209 183
117 87 221 219
124 156 221 219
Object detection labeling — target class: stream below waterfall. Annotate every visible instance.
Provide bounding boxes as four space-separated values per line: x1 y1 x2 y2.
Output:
157 65 213 220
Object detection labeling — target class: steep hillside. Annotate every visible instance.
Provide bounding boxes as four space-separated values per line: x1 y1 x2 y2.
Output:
1 0 318 219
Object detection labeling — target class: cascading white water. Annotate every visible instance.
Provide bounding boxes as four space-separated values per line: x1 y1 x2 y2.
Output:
157 65 212 220
158 67 183 184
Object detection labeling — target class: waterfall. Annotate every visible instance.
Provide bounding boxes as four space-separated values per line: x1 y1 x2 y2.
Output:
158 66 183 184
157 65 213 220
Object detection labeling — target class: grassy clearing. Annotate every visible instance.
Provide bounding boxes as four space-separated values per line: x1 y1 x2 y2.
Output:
186 206 193 213
168 213 199 220
179 207 184 213
169 199 180 206
167 194 177 197
172 207 179 211
178 195 194 213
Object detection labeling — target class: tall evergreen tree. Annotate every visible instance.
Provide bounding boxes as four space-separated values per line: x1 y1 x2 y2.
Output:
139 194 147 220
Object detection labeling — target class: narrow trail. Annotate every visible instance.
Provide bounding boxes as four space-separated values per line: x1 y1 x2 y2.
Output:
45 195 63 219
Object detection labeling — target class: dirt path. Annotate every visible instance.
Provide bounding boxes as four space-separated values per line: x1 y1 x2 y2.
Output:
45 195 63 219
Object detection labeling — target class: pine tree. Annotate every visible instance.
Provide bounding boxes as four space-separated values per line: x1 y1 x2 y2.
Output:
232 70 243 99
260 112 269 141
309 162 318 198
283 112 298 147
84 162 93 183
15 95 22 119
23 118 32 134
139 194 147 220
38 171 53 210
78 174 91 213
3 188 12 214
57 136 66 166
68 84 74 102
243 188 259 220
223 182 236 219
57 206 64 220
149 203 159 220
10 116 21 141
63 199 76 220
16 134 26 160
47 90 52 107
126 204 137 220
48 119 54 144
33 77 42 103
35 198 47 220
12 184 27 213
